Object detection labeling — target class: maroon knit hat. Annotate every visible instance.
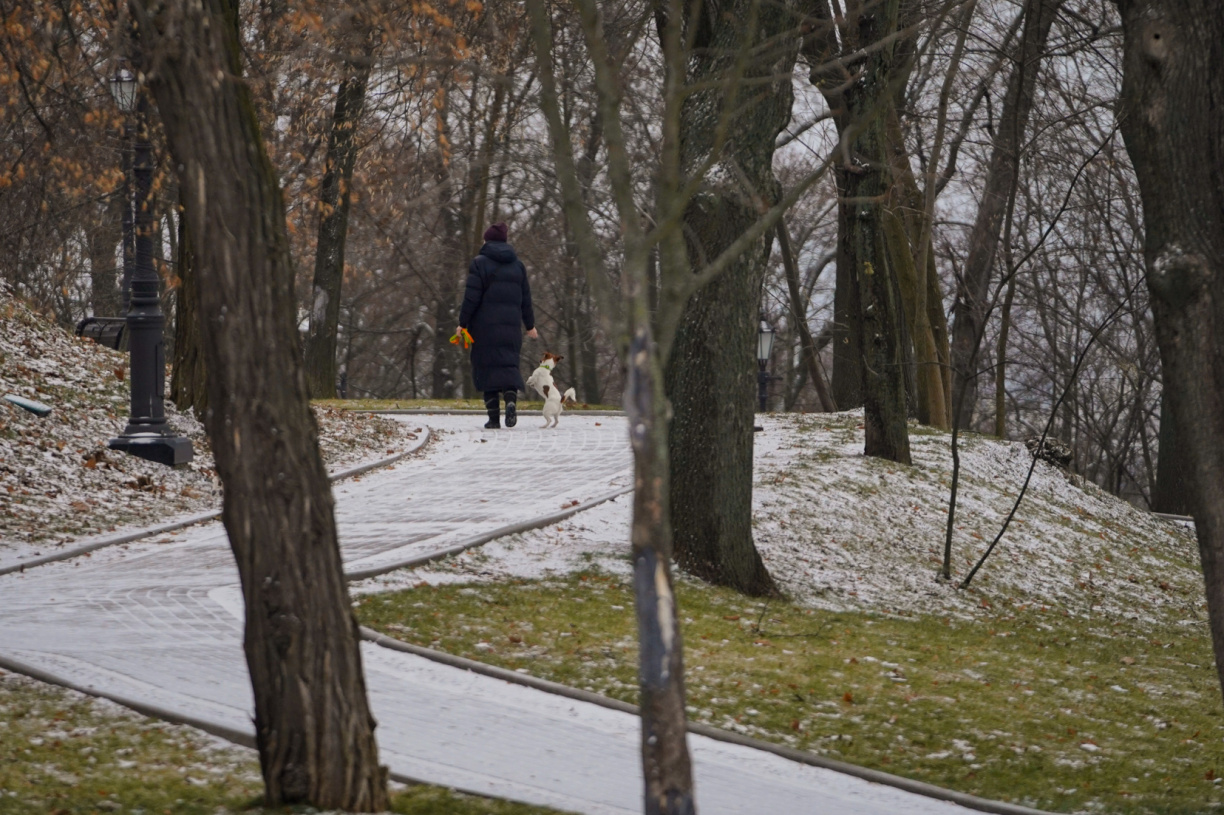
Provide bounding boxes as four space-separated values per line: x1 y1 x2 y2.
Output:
483 222 508 243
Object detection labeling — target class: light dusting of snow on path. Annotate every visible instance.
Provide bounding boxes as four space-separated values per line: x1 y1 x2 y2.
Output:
1 412 983 814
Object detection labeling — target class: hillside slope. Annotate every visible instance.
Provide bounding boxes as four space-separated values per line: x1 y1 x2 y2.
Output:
753 413 1201 629
0 289 408 553
368 412 1202 633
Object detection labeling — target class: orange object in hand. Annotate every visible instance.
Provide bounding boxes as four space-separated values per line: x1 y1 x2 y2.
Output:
449 327 474 349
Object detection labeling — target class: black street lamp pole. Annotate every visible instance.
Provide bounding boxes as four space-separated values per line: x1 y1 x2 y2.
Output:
756 317 776 413
108 72 193 467
757 359 769 412
120 117 135 314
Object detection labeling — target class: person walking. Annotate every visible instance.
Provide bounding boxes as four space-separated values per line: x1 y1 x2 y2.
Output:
458 222 537 429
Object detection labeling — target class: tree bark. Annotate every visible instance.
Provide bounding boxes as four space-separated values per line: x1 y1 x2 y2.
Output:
830 190 864 408
133 0 388 808
883 105 952 428
993 273 1017 437
1152 384 1192 515
528 2 696 808
628 324 696 815
778 222 836 411
808 0 912 463
1115 0 1224 704
86 197 122 317
948 0 1061 428
170 201 207 415
305 54 372 400
664 0 798 597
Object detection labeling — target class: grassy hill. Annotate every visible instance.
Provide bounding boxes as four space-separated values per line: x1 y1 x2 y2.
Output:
357 412 1217 814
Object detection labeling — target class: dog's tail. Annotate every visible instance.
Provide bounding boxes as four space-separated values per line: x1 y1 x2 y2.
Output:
562 388 577 404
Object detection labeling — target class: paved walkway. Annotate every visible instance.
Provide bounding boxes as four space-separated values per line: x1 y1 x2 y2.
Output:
0 415 986 814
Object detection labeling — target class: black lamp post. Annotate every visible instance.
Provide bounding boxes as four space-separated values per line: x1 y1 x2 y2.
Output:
112 68 137 312
756 316 775 413
107 67 193 467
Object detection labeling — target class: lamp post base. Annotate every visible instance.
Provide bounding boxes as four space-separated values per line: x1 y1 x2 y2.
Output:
109 434 194 466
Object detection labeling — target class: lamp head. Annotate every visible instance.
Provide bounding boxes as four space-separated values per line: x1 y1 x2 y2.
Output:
110 67 138 112
757 317 775 363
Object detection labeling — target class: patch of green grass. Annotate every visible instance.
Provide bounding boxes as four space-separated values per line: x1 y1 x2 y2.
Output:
358 573 1224 814
391 786 566 814
0 673 564 814
313 398 620 412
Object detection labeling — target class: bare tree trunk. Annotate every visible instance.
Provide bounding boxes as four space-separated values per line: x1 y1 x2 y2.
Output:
1115 0 1224 704
134 0 388 808
1152 385 1192 514
305 51 372 399
883 107 951 428
559 105 605 402
809 0 912 463
664 0 797 597
579 290 603 403
830 191 863 408
86 197 122 317
170 200 207 415
778 222 836 411
627 323 696 815
949 0 1062 427
529 2 696 807
993 273 1017 437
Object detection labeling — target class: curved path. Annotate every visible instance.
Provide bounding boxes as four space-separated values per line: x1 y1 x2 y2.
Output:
1 415 994 814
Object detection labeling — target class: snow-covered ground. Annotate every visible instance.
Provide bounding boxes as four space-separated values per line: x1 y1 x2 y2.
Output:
0 288 416 562
0 413 999 815
367 412 1200 630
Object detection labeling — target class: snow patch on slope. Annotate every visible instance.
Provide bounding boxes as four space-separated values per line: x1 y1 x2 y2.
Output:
0 288 413 561
384 412 1199 627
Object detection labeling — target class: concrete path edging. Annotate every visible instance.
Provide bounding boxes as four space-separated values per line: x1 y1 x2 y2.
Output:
0 651 513 804
0 510 224 578
343 484 632 581
0 428 432 578
0 652 256 749
362 630 1055 815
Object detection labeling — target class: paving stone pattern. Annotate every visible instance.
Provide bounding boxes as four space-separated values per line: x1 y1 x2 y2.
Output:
0 415 976 814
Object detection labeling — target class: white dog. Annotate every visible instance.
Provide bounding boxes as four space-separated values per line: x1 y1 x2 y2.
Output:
526 352 577 428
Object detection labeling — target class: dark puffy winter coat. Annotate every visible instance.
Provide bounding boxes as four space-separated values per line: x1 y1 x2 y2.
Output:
459 241 535 392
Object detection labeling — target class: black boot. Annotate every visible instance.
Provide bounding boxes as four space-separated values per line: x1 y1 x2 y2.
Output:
503 390 518 428
483 392 500 429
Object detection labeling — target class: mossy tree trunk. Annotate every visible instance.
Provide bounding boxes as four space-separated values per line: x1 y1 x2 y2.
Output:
134 0 388 808
806 0 912 464
1115 0 1224 703
883 106 951 428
